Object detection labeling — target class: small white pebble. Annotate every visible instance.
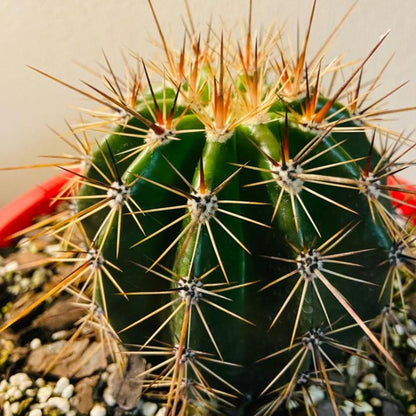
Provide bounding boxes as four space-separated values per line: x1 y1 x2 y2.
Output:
408 404 416 414
155 408 166 416
362 373 378 385
287 399 299 410
0 379 9 392
346 355 359 376
344 400 355 409
391 333 401 347
47 396 70 412
103 387 116 406
339 405 353 416
307 385 325 405
394 324 405 336
407 319 416 332
3 401 12 416
37 385 53 403
355 401 373 413
35 378 45 388
3 261 18 274
9 373 32 390
51 330 68 341
355 388 364 401
32 270 46 287
7 284 21 296
90 404 107 416
19 277 31 290
10 402 20 414
26 388 37 397
61 384 74 399
8 373 24 387
407 335 416 350
370 397 382 407
5 385 22 401
13 389 23 401
28 409 42 416
142 402 158 416
30 338 42 350
54 377 70 395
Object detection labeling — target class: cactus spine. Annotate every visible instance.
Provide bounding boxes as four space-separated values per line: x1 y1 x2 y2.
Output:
2 1 416 415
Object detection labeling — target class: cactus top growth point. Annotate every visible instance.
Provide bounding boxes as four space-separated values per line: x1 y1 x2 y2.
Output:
1 1 416 415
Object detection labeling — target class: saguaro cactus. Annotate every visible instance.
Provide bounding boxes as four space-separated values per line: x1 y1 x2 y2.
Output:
2 1 416 415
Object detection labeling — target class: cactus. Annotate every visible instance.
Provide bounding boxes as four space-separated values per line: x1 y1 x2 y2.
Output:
2 1 416 415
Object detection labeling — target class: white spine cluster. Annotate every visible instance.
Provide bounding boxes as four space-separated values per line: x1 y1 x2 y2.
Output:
359 173 382 200
178 277 203 305
272 160 304 194
296 249 323 281
86 247 105 270
107 181 130 209
145 125 175 144
188 193 218 223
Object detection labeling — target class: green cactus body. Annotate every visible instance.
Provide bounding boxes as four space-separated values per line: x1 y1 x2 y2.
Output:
77 82 394 408
4 2 416 415
72 56 404 413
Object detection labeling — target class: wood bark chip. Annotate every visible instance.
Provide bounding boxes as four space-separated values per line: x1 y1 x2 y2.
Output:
32 299 85 332
108 355 146 410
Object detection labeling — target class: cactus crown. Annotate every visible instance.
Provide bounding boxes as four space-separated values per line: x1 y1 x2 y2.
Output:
2 1 416 415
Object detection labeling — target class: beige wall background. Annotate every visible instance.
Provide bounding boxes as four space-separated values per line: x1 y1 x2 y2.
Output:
0 0 415 207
